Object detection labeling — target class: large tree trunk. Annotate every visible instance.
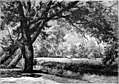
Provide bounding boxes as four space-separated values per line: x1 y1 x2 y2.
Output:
22 43 34 72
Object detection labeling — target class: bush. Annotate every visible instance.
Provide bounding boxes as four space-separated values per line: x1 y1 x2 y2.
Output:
102 42 118 65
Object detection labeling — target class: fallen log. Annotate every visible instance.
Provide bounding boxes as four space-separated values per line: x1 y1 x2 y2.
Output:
3 57 13 66
3 51 18 66
7 54 22 68
7 49 22 68
0 53 9 64
0 46 18 64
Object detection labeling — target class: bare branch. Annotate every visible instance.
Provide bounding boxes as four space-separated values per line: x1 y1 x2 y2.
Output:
6 26 14 42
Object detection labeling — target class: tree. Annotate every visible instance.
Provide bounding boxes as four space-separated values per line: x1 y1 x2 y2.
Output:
0 0 80 72
0 0 117 72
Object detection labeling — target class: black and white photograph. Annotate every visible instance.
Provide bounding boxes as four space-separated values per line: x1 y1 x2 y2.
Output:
0 0 118 83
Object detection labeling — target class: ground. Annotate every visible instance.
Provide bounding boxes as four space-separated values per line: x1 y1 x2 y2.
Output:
0 72 118 84
0 58 118 84
0 68 118 84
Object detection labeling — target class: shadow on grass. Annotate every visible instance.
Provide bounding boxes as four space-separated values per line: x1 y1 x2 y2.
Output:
0 62 118 78
38 61 118 76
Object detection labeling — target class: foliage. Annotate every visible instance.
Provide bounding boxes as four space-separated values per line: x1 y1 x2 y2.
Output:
0 0 79 42
0 32 14 53
69 1 117 43
1 1 117 44
102 42 118 65
36 25 66 57
67 42 103 58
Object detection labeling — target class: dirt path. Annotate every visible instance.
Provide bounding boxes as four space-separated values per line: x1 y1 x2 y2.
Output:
0 74 89 84
0 70 90 84
0 77 58 84
0 71 118 84
0 74 91 84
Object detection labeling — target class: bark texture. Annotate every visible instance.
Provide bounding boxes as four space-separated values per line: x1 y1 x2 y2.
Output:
22 44 34 72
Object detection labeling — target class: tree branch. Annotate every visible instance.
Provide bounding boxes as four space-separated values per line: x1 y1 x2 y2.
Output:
30 1 54 25
31 1 79 43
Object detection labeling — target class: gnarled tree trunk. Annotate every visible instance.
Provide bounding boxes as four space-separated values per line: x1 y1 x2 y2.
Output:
22 43 34 72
